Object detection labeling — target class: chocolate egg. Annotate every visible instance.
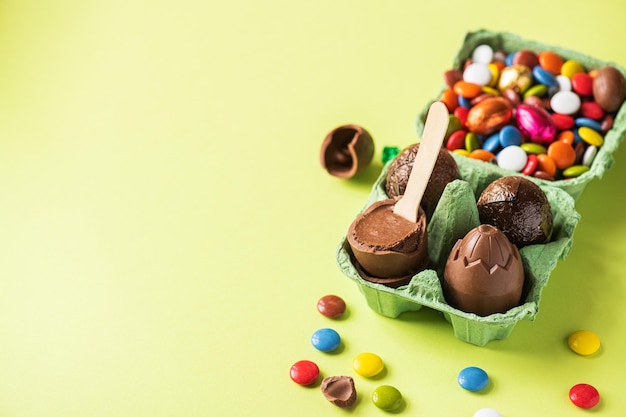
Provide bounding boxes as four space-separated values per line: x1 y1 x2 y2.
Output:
477 176 553 247
592 66 626 112
515 104 557 145
465 97 514 136
385 143 460 219
320 124 374 178
443 224 525 316
498 64 533 94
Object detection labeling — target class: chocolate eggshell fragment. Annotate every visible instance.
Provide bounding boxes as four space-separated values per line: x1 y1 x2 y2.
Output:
443 224 525 316
347 198 429 280
320 124 374 178
321 376 357 408
477 176 553 247
592 66 626 112
385 143 460 219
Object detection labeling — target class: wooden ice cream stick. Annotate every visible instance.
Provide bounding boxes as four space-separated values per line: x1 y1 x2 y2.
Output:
393 101 450 223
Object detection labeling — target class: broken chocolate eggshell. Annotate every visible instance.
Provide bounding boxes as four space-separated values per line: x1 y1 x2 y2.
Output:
443 224 525 316
320 124 375 178
320 376 357 408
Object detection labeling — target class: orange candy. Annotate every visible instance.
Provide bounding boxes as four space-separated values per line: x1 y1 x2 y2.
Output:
557 130 575 145
547 141 576 169
453 80 483 98
536 153 557 177
440 89 458 112
538 51 564 75
469 149 496 162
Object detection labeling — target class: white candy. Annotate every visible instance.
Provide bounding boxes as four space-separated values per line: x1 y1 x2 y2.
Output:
583 145 598 166
463 63 492 86
550 91 581 115
473 408 503 417
556 74 572 91
472 44 494 64
497 145 528 172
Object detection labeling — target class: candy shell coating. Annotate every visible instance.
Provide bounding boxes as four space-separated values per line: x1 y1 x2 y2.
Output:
464 63 492 86
311 328 341 352
472 44 493 64
578 126 604 147
458 366 489 391
317 295 346 318
551 91 582 115
289 360 320 385
372 385 402 410
497 145 527 172
569 383 600 408
583 145 598 166
353 352 384 377
568 330 601 355
473 408 502 417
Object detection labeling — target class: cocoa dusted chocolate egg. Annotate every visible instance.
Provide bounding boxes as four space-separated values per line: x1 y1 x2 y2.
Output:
477 176 553 247
443 224 525 316
385 143 460 219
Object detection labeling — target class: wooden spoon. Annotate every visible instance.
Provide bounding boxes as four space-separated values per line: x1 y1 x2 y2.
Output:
393 101 450 223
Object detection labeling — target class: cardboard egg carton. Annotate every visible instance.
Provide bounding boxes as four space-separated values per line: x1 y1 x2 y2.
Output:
416 29 626 201
336 162 579 346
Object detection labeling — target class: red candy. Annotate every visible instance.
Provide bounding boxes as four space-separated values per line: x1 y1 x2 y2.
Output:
551 113 575 130
290 360 320 385
580 101 605 120
453 106 469 126
571 72 593 96
522 154 538 176
569 383 600 409
446 130 467 151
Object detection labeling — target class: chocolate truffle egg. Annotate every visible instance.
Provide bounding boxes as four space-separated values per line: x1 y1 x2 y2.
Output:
443 224 525 316
385 143 460 219
477 176 553 247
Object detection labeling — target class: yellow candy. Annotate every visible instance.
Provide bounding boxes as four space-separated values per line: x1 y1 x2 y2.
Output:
353 352 384 377
578 126 604 147
561 60 585 78
487 63 500 87
568 330 601 355
453 149 471 157
481 85 500 96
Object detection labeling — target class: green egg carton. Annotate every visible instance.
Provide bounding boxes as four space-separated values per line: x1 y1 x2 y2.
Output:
416 29 626 201
336 161 580 346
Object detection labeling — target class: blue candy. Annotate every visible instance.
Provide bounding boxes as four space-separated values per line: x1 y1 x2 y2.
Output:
505 52 515 67
311 328 341 352
574 117 602 132
532 66 558 87
458 366 489 392
499 125 522 147
483 133 501 153
458 95 472 109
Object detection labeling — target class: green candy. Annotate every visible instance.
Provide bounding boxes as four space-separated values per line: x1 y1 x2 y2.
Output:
523 84 548 98
562 165 589 178
464 132 481 152
381 146 401 165
520 142 547 154
372 385 403 411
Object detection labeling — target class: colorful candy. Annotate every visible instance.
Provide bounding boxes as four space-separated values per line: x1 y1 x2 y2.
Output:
290 360 320 385
317 294 346 318
353 352 385 377
458 366 489 392
438 44 626 180
568 330 601 355
473 408 502 417
311 328 341 352
569 383 600 408
371 385 403 410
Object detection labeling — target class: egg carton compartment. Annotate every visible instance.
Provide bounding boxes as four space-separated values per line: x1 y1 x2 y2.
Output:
416 29 626 201
336 161 579 346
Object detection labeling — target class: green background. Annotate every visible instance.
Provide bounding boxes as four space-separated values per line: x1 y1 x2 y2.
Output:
1 1 625 416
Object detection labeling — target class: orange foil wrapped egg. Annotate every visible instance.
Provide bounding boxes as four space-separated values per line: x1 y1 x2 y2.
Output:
443 224 525 316
465 97 514 136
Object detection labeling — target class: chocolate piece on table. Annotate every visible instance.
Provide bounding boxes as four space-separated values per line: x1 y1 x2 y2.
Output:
320 376 357 408
320 124 374 178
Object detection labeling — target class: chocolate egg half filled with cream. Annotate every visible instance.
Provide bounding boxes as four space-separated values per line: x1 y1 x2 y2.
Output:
443 224 525 316
477 176 553 247
385 143 459 219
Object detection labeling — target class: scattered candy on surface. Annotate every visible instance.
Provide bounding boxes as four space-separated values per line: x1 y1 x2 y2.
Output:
437 44 626 181
316 295 346 319
473 408 502 417
568 330 601 355
310 328 341 352
458 366 489 392
352 352 384 377
371 385 403 411
289 360 320 385
569 383 600 409
321 376 357 408
382 146 401 164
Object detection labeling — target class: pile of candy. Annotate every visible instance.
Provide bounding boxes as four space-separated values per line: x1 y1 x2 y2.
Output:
438 45 626 180
289 294 603 411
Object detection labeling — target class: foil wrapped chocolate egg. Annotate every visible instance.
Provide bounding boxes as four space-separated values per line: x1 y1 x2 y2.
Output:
443 224 525 316
477 176 553 247
515 104 557 146
465 97 514 136
385 143 460 219
498 64 533 94
592 66 626 112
